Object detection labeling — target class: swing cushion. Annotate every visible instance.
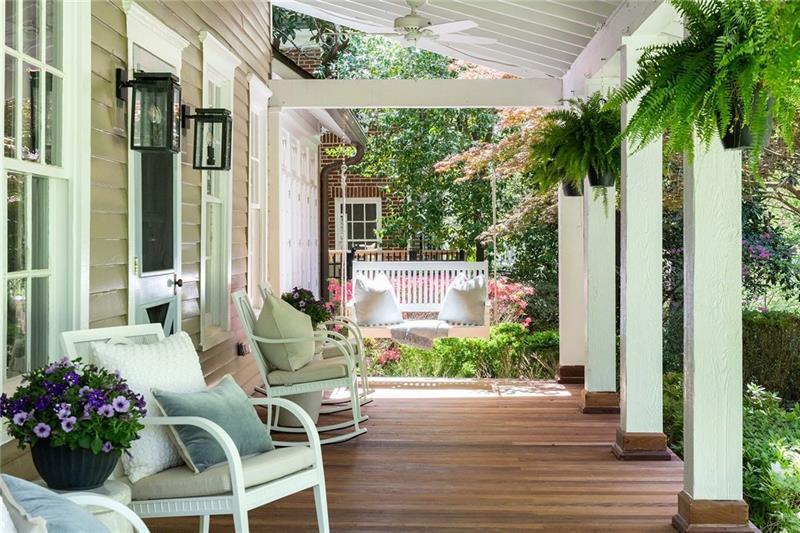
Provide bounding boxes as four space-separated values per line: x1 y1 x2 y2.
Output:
353 273 403 326
254 292 315 372
438 273 487 325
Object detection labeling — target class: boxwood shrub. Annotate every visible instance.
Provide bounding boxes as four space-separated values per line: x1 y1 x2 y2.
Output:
743 311 800 404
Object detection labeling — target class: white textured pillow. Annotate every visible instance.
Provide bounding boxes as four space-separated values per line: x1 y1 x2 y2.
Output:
438 273 487 325
90 331 206 483
353 273 403 326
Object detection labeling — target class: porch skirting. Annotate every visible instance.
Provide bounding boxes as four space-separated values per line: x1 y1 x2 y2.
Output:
556 364 584 384
578 390 619 414
672 491 758 532
611 428 671 461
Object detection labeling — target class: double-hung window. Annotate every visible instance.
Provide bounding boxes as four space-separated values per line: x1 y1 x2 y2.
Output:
247 74 270 306
199 32 239 349
3 0 87 395
335 198 381 250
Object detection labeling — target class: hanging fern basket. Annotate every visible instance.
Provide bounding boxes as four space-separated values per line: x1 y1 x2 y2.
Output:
561 180 583 197
587 166 616 187
720 101 774 151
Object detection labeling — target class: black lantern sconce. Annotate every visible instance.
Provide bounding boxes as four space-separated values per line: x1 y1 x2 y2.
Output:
181 105 232 171
117 69 182 153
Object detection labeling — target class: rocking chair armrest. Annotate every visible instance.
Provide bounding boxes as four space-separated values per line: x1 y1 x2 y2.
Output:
62 493 150 533
318 333 357 371
325 316 365 344
249 397 323 462
141 417 245 495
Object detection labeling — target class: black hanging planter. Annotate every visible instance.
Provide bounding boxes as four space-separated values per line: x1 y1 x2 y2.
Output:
32 444 119 490
720 99 774 151
587 166 616 187
562 180 583 197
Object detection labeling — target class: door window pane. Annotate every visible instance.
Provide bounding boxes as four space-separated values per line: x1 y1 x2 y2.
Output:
7 172 26 272
30 277 48 370
140 152 175 272
22 0 39 59
44 72 61 165
6 278 27 378
45 0 61 68
22 63 40 162
31 177 48 269
4 55 16 157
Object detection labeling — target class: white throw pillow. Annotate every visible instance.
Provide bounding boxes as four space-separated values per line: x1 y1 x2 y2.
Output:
90 331 206 483
353 273 403 326
438 273 487 325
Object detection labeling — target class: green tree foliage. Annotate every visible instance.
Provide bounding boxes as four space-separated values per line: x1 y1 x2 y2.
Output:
326 34 498 252
272 6 353 77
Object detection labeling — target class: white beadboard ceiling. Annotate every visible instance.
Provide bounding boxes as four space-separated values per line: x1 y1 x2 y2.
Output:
274 0 624 79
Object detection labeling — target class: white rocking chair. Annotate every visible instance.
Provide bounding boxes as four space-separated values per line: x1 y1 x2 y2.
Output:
258 283 373 411
233 291 368 446
60 324 330 533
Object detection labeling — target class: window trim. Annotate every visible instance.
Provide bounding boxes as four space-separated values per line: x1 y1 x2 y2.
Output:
199 31 239 350
247 74 271 305
1 0 92 442
334 197 382 250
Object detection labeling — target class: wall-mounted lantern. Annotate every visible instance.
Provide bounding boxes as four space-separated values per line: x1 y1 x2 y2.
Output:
181 105 232 171
116 69 182 153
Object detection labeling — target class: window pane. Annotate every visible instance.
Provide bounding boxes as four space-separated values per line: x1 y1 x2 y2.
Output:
365 203 376 221
30 276 48 370
45 0 60 68
31 176 48 270
365 222 378 240
44 72 61 165
22 63 40 162
352 203 364 221
7 172 26 272
4 0 15 49
352 223 365 240
141 152 174 272
4 55 16 157
22 0 39 59
205 202 220 325
6 278 27 379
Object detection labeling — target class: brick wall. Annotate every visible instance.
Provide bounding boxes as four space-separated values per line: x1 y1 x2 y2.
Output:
281 47 322 76
321 132 403 249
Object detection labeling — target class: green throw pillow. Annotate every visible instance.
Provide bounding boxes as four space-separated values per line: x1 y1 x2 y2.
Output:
254 291 315 371
152 375 273 473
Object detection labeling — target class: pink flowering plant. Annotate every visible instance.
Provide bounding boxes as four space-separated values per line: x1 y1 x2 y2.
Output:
488 277 535 329
0 358 146 456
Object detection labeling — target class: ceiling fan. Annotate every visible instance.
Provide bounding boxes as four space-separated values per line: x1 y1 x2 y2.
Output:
359 0 496 47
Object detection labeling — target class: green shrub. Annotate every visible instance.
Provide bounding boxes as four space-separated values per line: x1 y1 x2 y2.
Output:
663 376 800 531
370 323 559 379
743 311 800 404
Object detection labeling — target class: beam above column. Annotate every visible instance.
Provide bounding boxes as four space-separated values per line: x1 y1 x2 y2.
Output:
267 78 563 109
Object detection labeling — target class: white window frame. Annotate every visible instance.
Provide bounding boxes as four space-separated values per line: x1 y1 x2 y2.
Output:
1 0 91 441
247 74 271 306
199 31 239 350
335 197 382 250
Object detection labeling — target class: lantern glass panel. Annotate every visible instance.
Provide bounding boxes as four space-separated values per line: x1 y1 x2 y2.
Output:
192 109 232 170
130 73 180 152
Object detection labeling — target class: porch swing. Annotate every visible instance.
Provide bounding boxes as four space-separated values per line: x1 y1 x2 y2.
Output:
340 153 497 346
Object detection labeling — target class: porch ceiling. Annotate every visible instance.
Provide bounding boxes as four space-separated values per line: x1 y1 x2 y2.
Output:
274 0 625 79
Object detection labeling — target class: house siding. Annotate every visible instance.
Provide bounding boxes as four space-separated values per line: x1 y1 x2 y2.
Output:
89 0 272 393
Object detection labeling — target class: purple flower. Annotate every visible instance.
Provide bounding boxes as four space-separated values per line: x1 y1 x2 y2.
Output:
55 405 71 420
101 442 113 454
12 412 28 426
60 416 77 433
111 396 130 413
63 371 81 386
97 404 114 418
81 404 92 420
293 292 300 300
78 385 91 397
44 363 57 375
298 300 306 308
34 396 51 411
33 423 51 438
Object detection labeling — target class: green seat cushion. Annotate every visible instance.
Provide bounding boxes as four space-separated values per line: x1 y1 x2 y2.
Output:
254 291 315 371
152 375 273 473
267 358 349 386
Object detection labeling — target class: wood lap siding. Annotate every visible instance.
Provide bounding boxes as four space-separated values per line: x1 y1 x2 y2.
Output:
89 0 272 392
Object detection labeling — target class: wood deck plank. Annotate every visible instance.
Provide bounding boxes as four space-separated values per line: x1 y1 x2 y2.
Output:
146 379 682 532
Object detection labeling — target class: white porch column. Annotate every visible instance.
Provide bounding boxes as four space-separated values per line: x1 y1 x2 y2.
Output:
673 139 753 531
580 176 618 413
266 108 282 293
613 37 670 460
557 186 586 384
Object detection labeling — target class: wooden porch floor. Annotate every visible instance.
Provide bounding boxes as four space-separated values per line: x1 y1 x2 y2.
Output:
147 378 683 532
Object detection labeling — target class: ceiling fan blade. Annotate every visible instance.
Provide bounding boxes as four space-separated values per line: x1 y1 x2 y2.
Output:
436 34 497 45
426 20 478 34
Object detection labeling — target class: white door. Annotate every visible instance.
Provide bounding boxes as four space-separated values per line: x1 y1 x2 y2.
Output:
129 44 182 335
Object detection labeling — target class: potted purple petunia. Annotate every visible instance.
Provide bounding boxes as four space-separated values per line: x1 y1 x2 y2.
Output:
282 287 334 354
0 358 146 490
